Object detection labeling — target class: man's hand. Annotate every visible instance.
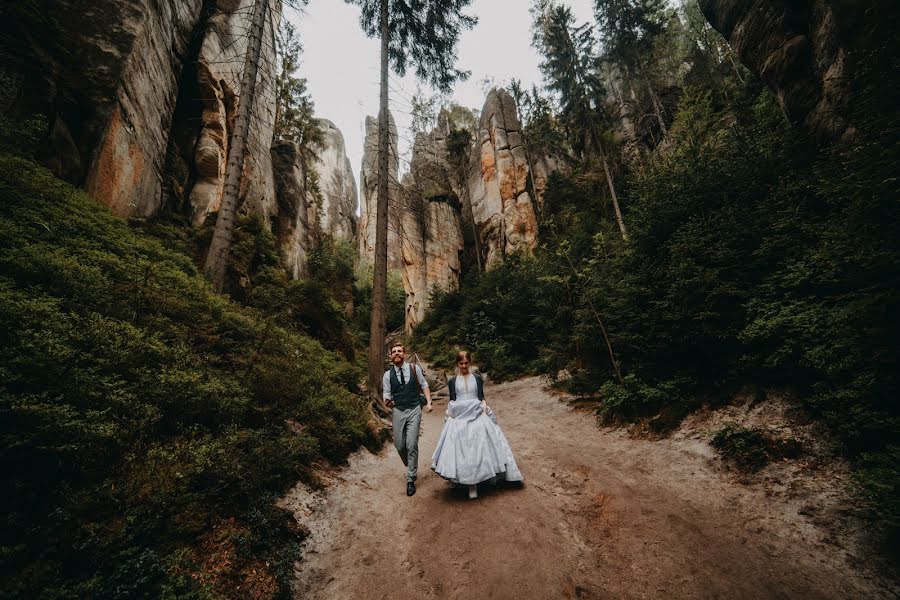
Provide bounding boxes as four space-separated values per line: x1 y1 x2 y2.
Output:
385 398 395 408
425 402 433 413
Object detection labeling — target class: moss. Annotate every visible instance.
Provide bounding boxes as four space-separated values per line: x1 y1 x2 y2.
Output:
0 155 374 598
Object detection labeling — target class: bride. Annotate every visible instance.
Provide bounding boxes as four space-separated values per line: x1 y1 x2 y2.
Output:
431 350 523 499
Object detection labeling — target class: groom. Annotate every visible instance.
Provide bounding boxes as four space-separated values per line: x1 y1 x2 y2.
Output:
383 344 432 496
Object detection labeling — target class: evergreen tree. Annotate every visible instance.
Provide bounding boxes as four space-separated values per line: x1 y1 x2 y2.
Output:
534 3 628 240
203 0 272 292
594 0 670 135
274 19 322 152
344 0 476 402
274 18 324 228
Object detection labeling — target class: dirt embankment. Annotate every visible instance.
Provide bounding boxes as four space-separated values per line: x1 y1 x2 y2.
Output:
283 376 897 599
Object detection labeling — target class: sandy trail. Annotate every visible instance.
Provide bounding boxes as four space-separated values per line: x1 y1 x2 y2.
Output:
286 376 895 599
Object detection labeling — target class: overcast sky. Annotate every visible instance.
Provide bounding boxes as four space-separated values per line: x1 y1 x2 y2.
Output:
289 0 596 208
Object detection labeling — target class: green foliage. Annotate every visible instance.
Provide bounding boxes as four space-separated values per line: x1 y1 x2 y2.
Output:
412 253 565 381
0 156 374 598
344 0 477 92
352 262 406 344
274 18 323 156
0 114 47 157
711 422 802 472
414 82 899 538
533 4 611 159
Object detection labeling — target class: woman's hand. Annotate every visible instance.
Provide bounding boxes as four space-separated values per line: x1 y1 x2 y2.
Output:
480 400 487 415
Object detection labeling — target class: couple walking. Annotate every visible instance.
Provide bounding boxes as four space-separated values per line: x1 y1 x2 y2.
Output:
383 344 523 499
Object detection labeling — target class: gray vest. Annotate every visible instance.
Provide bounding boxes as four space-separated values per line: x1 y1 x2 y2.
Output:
389 364 422 410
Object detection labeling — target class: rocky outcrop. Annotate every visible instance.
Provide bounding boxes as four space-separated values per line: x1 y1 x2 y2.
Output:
2 0 279 220
399 110 469 331
699 0 896 142
1 0 206 215
466 89 538 267
272 120 358 279
313 119 357 242
185 0 279 226
271 141 315 279
358 114 404 270
367 93 549 331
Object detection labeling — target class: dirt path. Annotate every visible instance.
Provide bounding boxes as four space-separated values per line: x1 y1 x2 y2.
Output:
284 376 895 599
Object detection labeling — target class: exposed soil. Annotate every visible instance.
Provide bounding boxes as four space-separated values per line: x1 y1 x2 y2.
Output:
283 376 897 599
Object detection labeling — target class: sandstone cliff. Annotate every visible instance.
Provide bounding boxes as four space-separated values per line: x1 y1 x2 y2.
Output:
183 0 279 227
699 0 897 142
1 0 208 215
467 89 538 268
271 120 358 279
358 114 404 270
379 91 548 332
2 0 282 221
313 119 358 243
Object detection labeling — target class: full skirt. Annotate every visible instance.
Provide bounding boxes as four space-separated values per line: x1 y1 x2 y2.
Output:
431 398 523 485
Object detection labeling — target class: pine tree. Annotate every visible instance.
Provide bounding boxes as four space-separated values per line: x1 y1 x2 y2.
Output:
274 18 324 219
594 0 670 136
534 3 628 241
203 0 272 292
345 0 476 403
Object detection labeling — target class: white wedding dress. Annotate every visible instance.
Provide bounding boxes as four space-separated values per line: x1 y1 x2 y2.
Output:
431 374 523 485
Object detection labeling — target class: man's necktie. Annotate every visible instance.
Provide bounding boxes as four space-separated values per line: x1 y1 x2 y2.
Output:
399 366 405 385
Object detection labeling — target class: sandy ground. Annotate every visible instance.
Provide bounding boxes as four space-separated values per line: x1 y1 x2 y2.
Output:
283 376 897 600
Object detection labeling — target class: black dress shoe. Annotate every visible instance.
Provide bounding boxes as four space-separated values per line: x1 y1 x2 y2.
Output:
406 481 416 496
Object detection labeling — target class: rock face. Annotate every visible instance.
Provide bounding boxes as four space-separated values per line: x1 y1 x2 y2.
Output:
2 0 279 220
270 141 315 279
466 89 539 267
271 120 358 279
400 110 469 331
184 0 279 226
359 92 549 332
1 0 206 215
358 114 404 270
313 119 357 242
699 0 896 142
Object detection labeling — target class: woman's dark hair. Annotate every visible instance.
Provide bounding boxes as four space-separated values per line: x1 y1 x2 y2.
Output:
456 350 472 364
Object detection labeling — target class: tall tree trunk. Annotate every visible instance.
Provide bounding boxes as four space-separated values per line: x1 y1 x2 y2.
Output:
367 0 391 400
203 0 268 292
601 155 628 242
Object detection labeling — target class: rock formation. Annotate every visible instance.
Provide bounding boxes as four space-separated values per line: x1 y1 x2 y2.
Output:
2 0 280 220
313 119 357 242
1 0 207 215
271 120 358 279
270 141 315 279
390 92 550 331
184 0 279 226
699 0 897 142
400 110 469 331
357 113 404 270
466 89 539 267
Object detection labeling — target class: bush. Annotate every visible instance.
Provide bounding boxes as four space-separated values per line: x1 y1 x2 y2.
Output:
0 155 374 598
711 422 802 472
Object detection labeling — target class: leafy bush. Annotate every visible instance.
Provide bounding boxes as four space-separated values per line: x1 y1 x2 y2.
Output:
711 423 802 472
352 261 406 344
0 155 375 598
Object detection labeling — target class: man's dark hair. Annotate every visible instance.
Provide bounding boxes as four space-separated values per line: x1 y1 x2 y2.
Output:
390 343 405 352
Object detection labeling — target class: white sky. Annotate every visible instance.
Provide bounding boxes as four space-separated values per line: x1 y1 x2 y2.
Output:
290 0 596 208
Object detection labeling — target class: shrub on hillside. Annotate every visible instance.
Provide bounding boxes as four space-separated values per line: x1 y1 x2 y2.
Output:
0 155 375 598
